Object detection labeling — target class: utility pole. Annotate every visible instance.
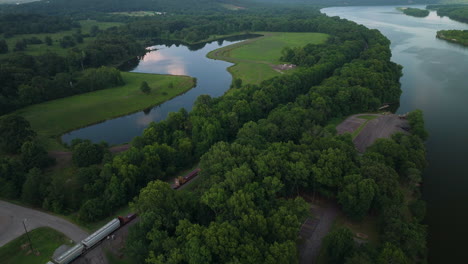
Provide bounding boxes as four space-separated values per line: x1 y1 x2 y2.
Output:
22 219 35 254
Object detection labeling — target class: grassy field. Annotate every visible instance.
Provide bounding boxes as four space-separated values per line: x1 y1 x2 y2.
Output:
208 32 329 85
1 20 123 57
14 72 195 150
0 227 72 264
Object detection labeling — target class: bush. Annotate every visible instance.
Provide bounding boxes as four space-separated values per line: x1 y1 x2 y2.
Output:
72 140 104 167
140 81 151 94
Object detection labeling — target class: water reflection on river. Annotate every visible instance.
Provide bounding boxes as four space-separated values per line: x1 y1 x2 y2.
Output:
62 36 256 145
323 6 468 263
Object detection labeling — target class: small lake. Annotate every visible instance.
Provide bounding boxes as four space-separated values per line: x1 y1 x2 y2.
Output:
322 5 468 263
62 36 255 145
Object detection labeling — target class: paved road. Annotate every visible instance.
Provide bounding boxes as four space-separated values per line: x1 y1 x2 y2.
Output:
0 200 88 247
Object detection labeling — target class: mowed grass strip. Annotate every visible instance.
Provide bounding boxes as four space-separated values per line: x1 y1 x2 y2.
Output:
0 227 72 264
208 32 328 85
15 72 194 149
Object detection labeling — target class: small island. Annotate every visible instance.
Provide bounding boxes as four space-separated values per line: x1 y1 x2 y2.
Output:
437 30 468 46
398 7 430 17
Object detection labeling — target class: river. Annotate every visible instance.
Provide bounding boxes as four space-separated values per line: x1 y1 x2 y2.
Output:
62 37 252 145
322 5 468 263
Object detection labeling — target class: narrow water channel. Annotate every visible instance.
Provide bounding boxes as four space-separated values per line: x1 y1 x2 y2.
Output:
322 6 468 263
62 37 250 145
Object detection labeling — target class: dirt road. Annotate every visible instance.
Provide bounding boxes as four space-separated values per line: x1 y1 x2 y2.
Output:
299 201 339 264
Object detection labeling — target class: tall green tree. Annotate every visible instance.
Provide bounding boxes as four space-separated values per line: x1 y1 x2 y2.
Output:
323 227 356 264
0 115 36 154
338 174 377 220
0 39 8 53
140 81 151 94
21 141 54 170
21 168 46 206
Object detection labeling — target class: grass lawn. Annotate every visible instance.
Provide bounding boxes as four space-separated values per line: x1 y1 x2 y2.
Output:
14 72 195 150
208 32 329 85
0 227 72 264
1 20 123 58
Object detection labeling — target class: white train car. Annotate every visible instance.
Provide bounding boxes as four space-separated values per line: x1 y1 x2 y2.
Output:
81 218 120 248
47 243 84 264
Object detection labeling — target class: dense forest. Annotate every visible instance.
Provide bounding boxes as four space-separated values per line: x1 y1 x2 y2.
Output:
0 14 78 36
250 0 437 6
437 29 468 46
0 3 429 264
0 0 224 15
428 4 468 23
399 7 430 17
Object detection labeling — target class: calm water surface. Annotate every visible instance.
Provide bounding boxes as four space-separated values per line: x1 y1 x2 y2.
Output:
62 38 246 144
323 5 468 263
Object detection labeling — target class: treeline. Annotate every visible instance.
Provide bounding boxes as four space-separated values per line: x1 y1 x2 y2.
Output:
428 4 468 23
0 115 55 201
0 0 223 16
0 33 144 115
0 14 79 37
249 0 437 6
400 7 430 18
437 29 468 46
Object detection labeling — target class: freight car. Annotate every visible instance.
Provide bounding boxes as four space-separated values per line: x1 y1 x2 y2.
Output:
46 213 137 264
173 168 201 189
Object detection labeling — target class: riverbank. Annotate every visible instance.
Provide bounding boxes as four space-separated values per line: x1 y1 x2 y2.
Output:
436 30 468 46
14 72 195 150
207 32 329 85
397 7 429 18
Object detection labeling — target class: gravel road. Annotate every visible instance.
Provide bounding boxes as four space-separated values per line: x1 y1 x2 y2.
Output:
299 202 339 264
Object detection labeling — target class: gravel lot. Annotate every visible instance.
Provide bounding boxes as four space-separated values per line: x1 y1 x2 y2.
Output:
337 114 409 152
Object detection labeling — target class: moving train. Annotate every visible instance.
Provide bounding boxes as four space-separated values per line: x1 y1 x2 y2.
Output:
46 214 137 264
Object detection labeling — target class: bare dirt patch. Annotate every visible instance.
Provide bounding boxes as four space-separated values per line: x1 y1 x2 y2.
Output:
338 114 409 152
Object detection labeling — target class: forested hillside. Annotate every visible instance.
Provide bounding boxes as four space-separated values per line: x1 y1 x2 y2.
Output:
0 3 429 263
428 4 468 23
0 0 224 15
248 0 437 6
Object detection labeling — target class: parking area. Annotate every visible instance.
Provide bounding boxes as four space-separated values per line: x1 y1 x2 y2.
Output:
337 114 409 152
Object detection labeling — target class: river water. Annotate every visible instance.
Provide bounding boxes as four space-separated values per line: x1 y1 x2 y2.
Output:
62 37 249 145
322 5 468 263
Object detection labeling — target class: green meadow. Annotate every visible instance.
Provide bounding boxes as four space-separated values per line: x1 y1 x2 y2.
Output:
208 32 329 84
0 227 72 264
15 72 195 150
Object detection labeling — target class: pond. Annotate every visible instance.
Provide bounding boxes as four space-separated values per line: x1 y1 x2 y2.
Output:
62 35 257 145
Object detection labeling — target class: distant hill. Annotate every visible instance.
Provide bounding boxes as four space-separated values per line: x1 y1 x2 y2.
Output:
244 0 439 6
0 0 225 14
0 0 38 4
